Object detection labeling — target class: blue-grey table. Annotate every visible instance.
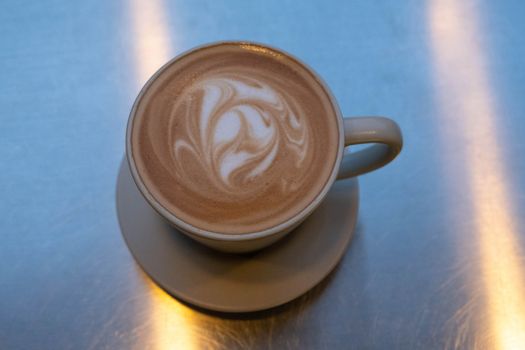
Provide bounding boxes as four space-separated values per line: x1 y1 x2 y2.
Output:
2 0 525 349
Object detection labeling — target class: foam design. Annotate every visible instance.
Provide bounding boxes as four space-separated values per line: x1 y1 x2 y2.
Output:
171 73 309 195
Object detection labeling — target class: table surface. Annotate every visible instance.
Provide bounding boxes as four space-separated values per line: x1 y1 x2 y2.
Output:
2 0 525 349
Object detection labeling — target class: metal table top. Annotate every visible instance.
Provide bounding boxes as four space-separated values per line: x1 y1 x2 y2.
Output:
1 0 525 349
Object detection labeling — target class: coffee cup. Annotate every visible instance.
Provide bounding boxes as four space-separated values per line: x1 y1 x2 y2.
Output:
126 41 402 253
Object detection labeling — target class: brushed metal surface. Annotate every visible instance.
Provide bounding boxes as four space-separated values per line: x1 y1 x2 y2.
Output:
1 0 525 349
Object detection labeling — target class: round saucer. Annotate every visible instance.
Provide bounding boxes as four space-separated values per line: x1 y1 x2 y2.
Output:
116 159 359 313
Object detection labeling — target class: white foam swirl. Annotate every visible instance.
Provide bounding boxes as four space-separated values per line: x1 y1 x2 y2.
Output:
171 73 309 194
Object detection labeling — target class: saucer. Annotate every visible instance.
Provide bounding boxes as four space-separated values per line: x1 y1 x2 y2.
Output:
116 159 359 313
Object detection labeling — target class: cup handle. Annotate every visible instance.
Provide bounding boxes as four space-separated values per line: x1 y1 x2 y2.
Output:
337 116 403 180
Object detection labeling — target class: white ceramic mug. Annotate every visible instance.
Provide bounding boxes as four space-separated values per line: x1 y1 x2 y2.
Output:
126 41 403 253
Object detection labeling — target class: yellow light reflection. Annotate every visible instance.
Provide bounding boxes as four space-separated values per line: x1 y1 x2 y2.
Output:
239 43 284 59
428 0 525 348
129 0 174 84
145 279 201 350
129 0 198 349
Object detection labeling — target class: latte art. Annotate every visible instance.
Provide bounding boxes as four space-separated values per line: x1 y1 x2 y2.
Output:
130 43 339 234
171 74 310 196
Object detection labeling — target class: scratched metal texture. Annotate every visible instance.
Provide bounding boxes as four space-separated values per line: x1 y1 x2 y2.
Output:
1 0 525 349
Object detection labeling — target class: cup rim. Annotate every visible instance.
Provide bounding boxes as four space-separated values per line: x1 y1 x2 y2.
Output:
126 40 345 242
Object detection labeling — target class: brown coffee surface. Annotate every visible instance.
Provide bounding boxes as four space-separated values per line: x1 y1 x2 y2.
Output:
131 43 339 234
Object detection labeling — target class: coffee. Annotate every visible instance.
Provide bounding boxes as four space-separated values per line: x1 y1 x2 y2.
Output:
130 43 340 234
